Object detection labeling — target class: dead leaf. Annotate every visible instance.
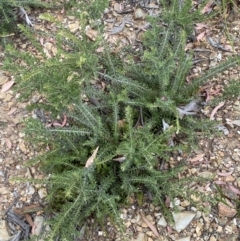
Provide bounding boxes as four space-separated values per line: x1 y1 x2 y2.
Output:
218 200 237 217
140 213 160 237
227 184 240 195
221 44 233 52
194 23 209 30
61 115 67 127
196 31 205 41
52 122 62 127
114 3 122 12
25 213 35 227
177 100 200 119
45 123 53 128
51 46 57 56
186 74 196 83
1 80 15 92
113 156 126 162
210 101 225 120
195 23 209 27
85 146 99 168
189 153 204 163
214 180 226 185
165 196 171 207
7 107 17 115
85 26 98 41
18 7 33 26
217 170 233 176
201 2 213 14
96 47 104 53
162 119 170 132
167 225 173 234
5 138 12 149
207 36 218 48
60 7 65 14
109 17 126 35
185 42 194 51
14 204 43 215
39 37 44 46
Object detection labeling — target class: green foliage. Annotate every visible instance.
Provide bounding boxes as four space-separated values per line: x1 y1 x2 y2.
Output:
3 0 240 240
64 0 109 20
0 0 56 36
222 79 240 98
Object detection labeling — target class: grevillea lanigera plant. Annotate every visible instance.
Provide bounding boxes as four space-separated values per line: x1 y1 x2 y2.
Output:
3 0 240 240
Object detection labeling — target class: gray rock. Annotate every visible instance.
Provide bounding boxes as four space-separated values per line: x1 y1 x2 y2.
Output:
33 215 45 236
157 216 167 227
173 211 196 232
232 120 240 127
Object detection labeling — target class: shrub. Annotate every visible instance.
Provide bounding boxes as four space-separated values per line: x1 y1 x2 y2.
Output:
3 0 240 240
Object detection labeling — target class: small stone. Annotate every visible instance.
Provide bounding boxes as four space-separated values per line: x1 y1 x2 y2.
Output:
26 185 35 195
209 236 217 241
19 133 25 138
131 232 145 241
68 16 75 20
216 225 223 233
68 22 80 33
131 214 141 223
38 188 47 199
181 200 190 207
0 75 9 85
225 175 235 182
232 120 240 127
113 3 121 12
141 222 148 228
85 26 98 41
5 94 13 102
133 8 147 20
136 225 143 232
124 221 131 228
202 214 210 224
149 204 155 211
0 187 9 195
33 216 45 236
25 168 32 178
195 211 202 219
157 216 167 227
237 178 240 188
234 101 240 106
233 105 240 112
196 222 203 235
217 125 229 135
209 52 217 59
146 231 153 237
145 215 154 222
232 153 239 161
177 237 191 241
225 225 233 234
218 200 237 217
19 142 27 154
0 92 6 100
173 211 196 232
198 171 214 178
223 70 229 75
